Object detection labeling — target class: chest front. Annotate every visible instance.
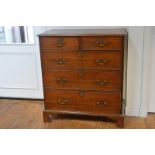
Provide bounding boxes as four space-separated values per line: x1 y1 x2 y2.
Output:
39 29 127 128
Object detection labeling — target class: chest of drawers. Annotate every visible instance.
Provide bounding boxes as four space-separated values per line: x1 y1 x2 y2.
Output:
39 29 127 128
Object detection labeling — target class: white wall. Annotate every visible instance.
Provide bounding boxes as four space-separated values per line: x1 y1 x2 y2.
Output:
125 27 145 116
46 26 125 31
146 27 155 112
126 27 155 116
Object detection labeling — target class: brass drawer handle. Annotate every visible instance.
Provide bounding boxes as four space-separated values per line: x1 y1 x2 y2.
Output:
58 98 69 105
95 59 109 65
56 37 64 47
96 37 108 47
96 80 108 86
96 41 107 47
56 78 67 84
56 41 64 47
55 58 65 65
96 101 108 107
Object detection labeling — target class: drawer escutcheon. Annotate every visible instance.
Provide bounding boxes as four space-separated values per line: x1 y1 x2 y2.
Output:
56 37 65 47
95 59 109 65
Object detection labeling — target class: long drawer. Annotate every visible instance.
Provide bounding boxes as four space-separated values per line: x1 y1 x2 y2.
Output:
41 51 123 70
43 69 122 91
44 89 121 115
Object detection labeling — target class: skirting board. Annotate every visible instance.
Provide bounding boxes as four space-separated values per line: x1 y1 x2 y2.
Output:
125 107 147 117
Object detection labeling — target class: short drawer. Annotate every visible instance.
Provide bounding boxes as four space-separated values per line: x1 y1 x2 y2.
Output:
43 70 122 91
81 36 123 50
40 36 79 50
44 90 121 115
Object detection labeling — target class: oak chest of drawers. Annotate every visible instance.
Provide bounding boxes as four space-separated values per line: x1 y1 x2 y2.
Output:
39 29 127 128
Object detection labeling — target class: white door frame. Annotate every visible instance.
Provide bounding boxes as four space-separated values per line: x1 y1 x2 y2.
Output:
140 27 155 114
0 26 46 99
127 26 154 117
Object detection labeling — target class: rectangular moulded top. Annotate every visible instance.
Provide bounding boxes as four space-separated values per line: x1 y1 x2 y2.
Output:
38 28 127 37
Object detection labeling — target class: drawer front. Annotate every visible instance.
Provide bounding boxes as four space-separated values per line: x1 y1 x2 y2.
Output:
44 90 121 114
40 36 79 50
41 52 82 69
41 51 122 70
43 70 122 91
81 36 123 50
83 51 122 70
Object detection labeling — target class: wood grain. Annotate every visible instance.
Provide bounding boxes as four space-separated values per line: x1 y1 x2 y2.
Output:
0 99 44 129
39 30 126 128
41 51 82 69
0 99 154 129
41 51 123 70
146 113 155 128
44 90 121 114
43 70 122 91
40 36 79 50
82 51 123 70
81 36 123 50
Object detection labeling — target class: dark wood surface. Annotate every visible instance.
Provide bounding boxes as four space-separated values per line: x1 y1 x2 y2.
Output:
44 90 121 115
40 36 79 50
81 36 123 50
41 51 82 69
39 28 127 36
41 51 123 70
39 28 127 128
42 69 122 91
82 51 123 69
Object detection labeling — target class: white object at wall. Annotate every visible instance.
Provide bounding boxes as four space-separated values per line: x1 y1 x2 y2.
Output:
0 26 46 99
147 27 155 113
125 27 145 116
126 26 155 117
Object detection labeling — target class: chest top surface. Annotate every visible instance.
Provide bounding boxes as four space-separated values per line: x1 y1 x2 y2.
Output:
38 28 127 36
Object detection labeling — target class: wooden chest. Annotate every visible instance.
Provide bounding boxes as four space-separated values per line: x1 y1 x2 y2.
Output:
39 29 127 128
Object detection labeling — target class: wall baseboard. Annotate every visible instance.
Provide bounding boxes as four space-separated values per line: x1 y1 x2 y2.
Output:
125 107 147 117
139 109 147 117
125 108 140 117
